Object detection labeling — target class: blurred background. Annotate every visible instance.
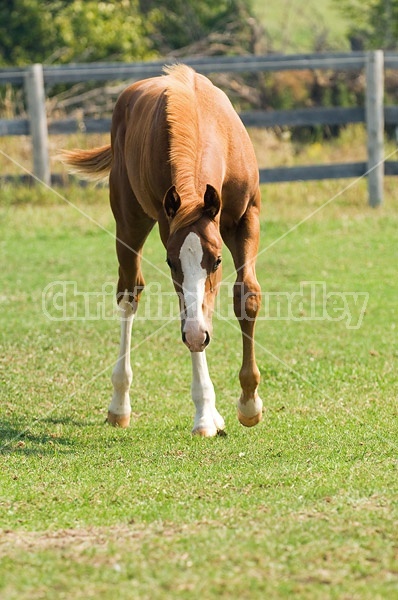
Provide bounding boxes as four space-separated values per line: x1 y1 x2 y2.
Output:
1 0 397 126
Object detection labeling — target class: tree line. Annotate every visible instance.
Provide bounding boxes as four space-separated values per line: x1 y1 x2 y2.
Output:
1 1 398 68
0 0 255 66
1 0 397 137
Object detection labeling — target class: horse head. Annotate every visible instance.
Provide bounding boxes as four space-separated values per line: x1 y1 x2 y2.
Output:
164 184 223 352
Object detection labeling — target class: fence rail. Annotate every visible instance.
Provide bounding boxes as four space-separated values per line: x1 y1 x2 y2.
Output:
1 51 398 205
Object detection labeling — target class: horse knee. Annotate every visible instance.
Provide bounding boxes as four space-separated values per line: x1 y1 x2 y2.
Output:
244 291 261 320
233 281 261 320
111 366 132 392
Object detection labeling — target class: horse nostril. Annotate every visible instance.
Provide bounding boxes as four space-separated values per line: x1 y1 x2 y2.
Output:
204 331 210 347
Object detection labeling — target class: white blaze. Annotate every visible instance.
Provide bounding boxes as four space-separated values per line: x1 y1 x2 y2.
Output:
179 232 207 349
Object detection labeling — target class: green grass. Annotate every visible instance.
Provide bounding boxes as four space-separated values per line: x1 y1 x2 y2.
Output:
0 176 397 599
252 0 350 53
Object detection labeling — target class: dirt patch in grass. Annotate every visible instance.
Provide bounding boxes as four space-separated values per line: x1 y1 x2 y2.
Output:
0 520 213 557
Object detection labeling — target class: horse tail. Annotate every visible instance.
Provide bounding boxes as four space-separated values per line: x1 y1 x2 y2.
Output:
59 145 112 180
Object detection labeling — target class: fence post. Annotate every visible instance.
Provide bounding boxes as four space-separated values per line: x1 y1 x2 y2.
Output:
24 64 50 185
365 50 384 207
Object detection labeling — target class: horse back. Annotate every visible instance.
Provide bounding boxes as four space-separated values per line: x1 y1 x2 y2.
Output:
111 77 172 220
110 69 259 223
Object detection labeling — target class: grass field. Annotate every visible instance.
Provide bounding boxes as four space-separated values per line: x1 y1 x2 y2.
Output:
1 126 398 598
253 0 350 53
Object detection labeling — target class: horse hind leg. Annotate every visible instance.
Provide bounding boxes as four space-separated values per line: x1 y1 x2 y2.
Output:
107 241 149 427
108 232 154 427
107 175 155 427
108 289 135 427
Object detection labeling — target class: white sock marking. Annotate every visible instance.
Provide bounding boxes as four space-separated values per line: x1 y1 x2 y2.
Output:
191 351 224 434
109 292 135 417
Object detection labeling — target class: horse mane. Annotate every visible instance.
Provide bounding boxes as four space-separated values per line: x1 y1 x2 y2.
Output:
163 64 205 234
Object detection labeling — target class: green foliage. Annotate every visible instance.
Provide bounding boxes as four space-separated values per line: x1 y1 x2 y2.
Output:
0 0 254 66
335 0 398 50
55 1 154 63
0 0 153 66
142 0 254 53
0 0 62 65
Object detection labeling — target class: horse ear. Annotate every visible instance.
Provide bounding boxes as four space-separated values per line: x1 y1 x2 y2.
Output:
163 185 181 220
204 184 221 219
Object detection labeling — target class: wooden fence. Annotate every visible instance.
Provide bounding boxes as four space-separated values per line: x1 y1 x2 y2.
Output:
1 51 398 205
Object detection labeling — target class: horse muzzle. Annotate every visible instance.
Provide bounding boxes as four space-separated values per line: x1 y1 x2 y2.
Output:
182 329 210 352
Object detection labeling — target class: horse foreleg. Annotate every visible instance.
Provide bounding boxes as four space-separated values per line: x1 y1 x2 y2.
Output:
234 281 263 427
191 351 225 437
108 292 135 427
223 199 263 427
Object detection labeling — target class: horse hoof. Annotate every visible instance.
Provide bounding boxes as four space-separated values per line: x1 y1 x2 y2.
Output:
192 426 226 437
106 411 131 428
237 408 262 428
192 426 218 437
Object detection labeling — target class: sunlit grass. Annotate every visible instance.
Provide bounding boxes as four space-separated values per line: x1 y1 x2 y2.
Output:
0 165 397 598
252 0 350 53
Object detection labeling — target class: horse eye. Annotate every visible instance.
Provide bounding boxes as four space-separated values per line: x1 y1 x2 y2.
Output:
213 257 222 272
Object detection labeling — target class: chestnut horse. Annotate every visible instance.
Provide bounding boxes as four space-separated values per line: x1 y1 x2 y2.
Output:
62 64 262 437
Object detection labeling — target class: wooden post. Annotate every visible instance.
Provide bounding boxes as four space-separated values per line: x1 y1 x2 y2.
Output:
24 64 50 185
365 50 384 207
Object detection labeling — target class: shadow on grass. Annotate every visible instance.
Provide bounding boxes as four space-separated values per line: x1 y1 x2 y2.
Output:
0 416 93 455
41 416 98 427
